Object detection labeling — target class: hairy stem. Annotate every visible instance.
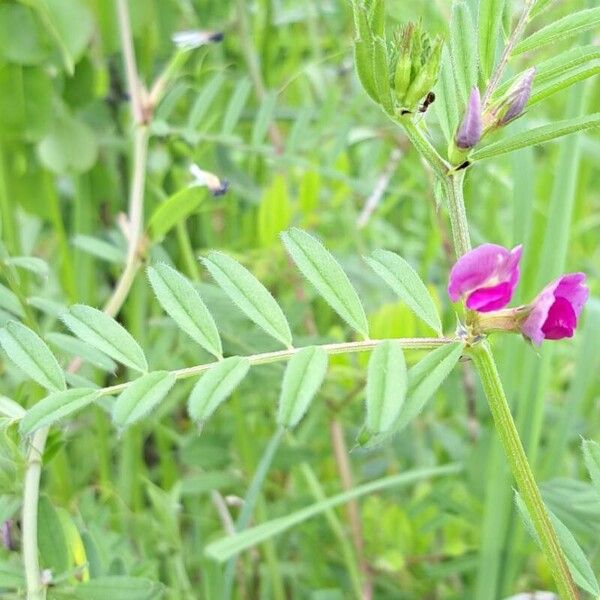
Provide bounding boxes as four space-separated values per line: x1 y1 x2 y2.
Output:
444 170 471 258
433 128 577 597
398 116 450 180
469 343 578 599
95 337 454 398
21 2 149 597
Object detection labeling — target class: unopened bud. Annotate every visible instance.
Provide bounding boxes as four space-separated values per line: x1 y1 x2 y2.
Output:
456 87 482 149
403 36 443 108
498 67 535 125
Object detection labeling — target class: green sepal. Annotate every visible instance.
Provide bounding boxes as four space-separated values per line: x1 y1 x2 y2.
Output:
404 36 443 108
373 36 394 114
368 0 385 37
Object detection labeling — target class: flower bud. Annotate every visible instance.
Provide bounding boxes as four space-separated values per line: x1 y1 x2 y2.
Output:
403 36 443 108
447 87 483 165
389 22 442 111
456 87 482 149
491 67 536 127
392 24 414 101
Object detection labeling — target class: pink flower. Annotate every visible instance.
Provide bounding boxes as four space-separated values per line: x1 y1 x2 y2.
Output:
448 244 522 312
521 273 588 345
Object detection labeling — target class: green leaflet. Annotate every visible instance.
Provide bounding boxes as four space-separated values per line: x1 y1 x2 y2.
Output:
472 113 600 160
0 321 66 392
47 332 117 372
478 0 505 81
436 45 460 142
5 256 48 277
62 304 148 373
366 249 442 334
204 464 462 562
514 7 600 55
71 576 164 600
359 342 464 448
188 357 250 422
528 62 600 107
450 1 478 104
281 228 369 338
582 439 600 499
515 493 600 596
203 252 293 348
277 346 328 429
37 495 69 576
494 46 600 99
365 341 407 434
20 388 99 435
148 187 205 241
112 371 177 429
147 263 222 358
71 234 124 264
0 395 25 420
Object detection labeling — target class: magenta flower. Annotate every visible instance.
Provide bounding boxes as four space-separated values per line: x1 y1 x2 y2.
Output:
521 273 588 345
448 244 522 312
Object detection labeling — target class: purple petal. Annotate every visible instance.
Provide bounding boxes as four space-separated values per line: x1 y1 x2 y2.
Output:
554 272 588 316
466 281 514 312
456 87 482 149
521 272 588 345
541 297 577 340
448 243 521 305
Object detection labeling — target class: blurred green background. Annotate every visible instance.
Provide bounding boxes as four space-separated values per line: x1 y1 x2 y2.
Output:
0 0 599 598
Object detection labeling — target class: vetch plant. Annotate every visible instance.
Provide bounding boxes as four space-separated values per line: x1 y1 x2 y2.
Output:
0 0 599 599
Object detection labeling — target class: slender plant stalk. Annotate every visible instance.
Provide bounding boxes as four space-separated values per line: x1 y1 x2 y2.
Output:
223 427 286 599
443 170 471 258
469 344 578 599
405 113 579 597
329 419 372 600
94 338 454 399
20 2 150 597
398 116 450 180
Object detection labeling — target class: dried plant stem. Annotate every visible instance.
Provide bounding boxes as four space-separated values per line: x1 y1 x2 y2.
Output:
330 420 373 600
21 2 149 598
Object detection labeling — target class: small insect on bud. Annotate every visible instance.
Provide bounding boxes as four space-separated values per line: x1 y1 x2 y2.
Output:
172 30 224 50
189 164 229 197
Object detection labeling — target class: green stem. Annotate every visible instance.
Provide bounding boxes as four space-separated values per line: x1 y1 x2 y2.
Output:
400 114 576 597
469 343 578 599
443 170 471 258
21 3 150 596
223 426 285 599
22 428 48 600
398 116 450 181
95 337 454 399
